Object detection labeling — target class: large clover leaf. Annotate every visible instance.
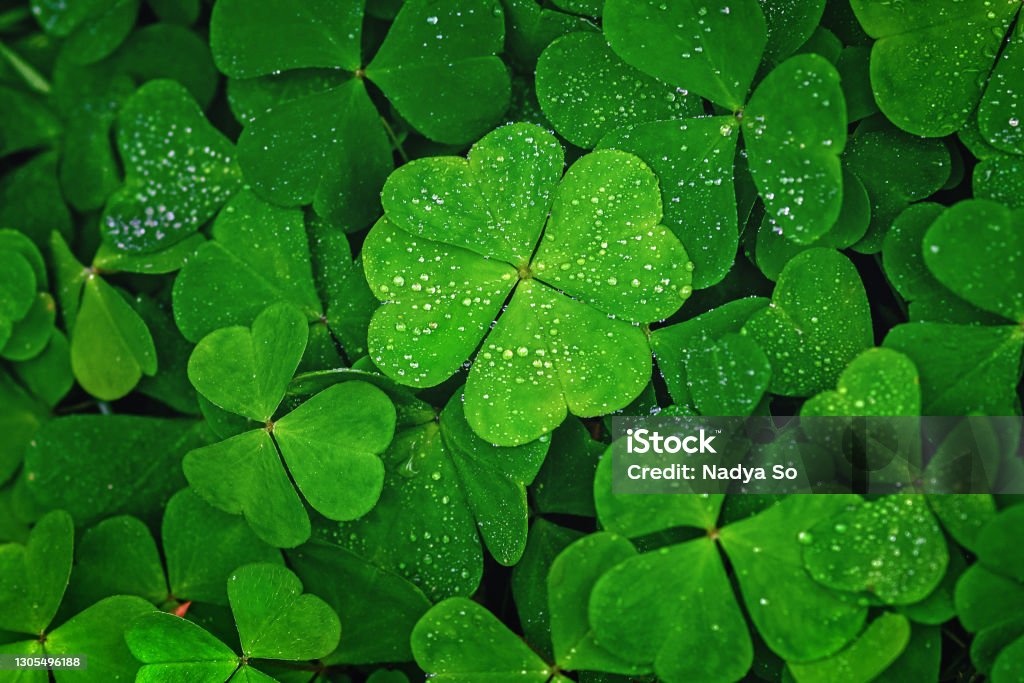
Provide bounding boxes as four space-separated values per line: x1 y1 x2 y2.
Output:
851 0 1024 147
210 0 510 231
364 123 692 446
183 304 397 547
126 562 340 681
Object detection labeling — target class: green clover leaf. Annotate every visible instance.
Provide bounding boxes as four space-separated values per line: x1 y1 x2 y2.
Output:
802 495 949 605
786 612 912 683
685 331 772 416
851 0 1023 145
24 415 208 526
923 199 1024 324
304 375 549 598
0 229 54 361
210 0 509 231
126 562 340 680
955 505 1024 680
743 248 873 397
101 80 242 253
364 123 692 445
185 314 397 546
535 31 700 148
802 347 920 416
883 322 1024 415
30 0 140 65
0 510 156 682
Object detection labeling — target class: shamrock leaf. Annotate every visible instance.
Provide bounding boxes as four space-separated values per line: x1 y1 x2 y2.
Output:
955 505 1024 679
0 509 156 682
0 510 73 635
535 31 700 148
744 53 847 244
126 562 340 679
802 347 920 416
101 80 242 253
883 323 1024 415
743 248 872 396
599 117 740 289
587 494 868 682
851 0 1022 141
188 303 309 423
210 0 509 230
802 495 948 605
308 379 549 598
365 123 692 445
185 343 397 545
843 124 949 253
0 229 54 361
501 0 597 70
786 612 912 683
923 199 1024 323
0 151 72 247
411 597 556 683
603 0 767 111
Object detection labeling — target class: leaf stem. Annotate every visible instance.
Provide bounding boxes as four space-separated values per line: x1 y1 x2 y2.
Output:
379 116 409 164
0 39 51 94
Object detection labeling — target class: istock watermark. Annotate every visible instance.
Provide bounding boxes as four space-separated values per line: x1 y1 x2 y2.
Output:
610 415 1024 495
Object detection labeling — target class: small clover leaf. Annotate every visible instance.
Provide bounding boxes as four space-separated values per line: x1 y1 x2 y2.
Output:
923 199 1024 323
743 248 873 397
188 303 308 423
101 80 243 253
126 562 340 680
0 229 54 361
603 0 767 111
744 53 848 244
365 123 692 445
843 124 950 253
851 0 1023 142
802 347 920 416
185 333 397 546
210 0 509 230
30 0 140 65
411 597 556 683
802 495 949 605
535 31 700 148
786 612 912 683
0 509 73 636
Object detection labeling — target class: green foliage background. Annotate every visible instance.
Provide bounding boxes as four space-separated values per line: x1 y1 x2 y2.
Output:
0 0 1023 681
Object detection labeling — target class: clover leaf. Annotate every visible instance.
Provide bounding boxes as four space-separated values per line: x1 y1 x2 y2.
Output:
30 0 140 65
100 80 242 253
535 31 700 148
210 0 509 231
184 305 397 547
883 322 1024 415
0 229 54 361
923 199 1024 323
365 123 692 445
304 375 549 598
0 509 156 682
786 612 912 683
743 248 872 396
955 505 1024 679
851 0 1023 145
126 562 340 680
597 1 847 248
411 597 559 683
802 347 920 416
802 495 948 605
